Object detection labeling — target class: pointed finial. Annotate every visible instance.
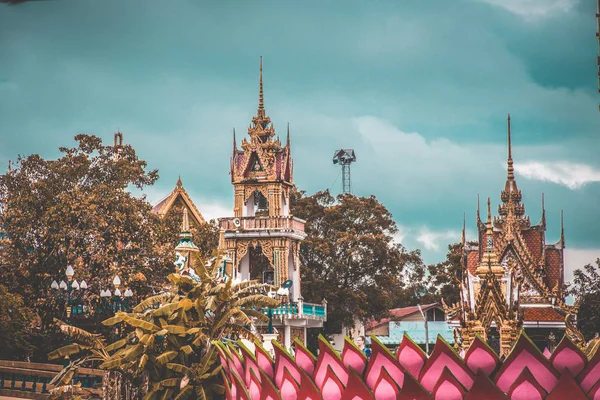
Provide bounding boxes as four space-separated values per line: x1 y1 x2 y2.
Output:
461 212 466 246
476 193 483 226
182 208 190 232
7 160 11 172
507 113 514 180
539 192 546 227
233 128 237 150
487 197 492 224
286 123 290 147
176 175 183 189
258 56 264 112
560 210 565 248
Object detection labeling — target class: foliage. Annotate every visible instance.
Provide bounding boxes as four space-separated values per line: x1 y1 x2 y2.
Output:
0 283 35 360
157 206 220 259
569 258 600 340
290 190 427 333
50 258 280 400
0 134 182 358
426 241 478 307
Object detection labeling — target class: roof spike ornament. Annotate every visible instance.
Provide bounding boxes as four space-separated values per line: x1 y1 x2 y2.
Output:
232 128 237 152
487 197 492 227
287 122 290 147
258 55 264 113
462 212 466 247
248 56 275 140
507 113 514 181
540 192 546 228
560 210 565 248
499 114 525 220
176 175 183 189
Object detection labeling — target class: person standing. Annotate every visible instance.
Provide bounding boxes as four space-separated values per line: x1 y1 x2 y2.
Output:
356 335 371 358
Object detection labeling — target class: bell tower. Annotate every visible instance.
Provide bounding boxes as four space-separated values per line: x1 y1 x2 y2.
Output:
220 56 301 291
218 58 325 347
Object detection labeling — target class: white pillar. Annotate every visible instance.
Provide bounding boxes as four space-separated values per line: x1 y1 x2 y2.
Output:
240 253 250 281
284 324 291 350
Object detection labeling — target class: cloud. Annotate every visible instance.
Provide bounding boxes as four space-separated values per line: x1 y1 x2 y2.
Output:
194 201 231 223
415 228 461 252
515 161 600 189
564 248 600 284
474 0 578 18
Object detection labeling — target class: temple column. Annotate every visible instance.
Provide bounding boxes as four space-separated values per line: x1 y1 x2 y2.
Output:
234 187 244 218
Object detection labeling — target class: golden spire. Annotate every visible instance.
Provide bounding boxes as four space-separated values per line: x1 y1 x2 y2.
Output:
176 175 183 189
507 114 514 181
258 56 264 116
487 197 492 228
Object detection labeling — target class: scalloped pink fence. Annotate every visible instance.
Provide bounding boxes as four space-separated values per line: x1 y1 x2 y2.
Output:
215 332 600 400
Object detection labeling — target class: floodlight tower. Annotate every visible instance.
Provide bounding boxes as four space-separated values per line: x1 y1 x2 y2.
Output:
332 149 357 194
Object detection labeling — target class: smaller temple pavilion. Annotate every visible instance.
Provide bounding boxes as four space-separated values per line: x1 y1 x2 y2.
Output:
447 115 572 357
217 58 326 348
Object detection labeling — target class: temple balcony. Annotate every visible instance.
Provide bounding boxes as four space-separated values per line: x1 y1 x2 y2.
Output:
259 300 327 321
219 216 307 239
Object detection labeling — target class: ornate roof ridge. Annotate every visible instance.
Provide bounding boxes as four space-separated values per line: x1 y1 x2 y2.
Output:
152 178 205 225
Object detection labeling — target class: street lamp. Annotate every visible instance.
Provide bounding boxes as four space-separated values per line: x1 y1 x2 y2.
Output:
50 265 87 323
100 275 133 314
417 304 430 355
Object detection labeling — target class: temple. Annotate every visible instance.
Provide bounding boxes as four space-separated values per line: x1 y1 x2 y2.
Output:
448 115 570 357
152 176 205 227
217 58 326 348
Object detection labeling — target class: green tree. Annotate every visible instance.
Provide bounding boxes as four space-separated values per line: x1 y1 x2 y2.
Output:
0 135 174 358
0 284 35 360
426 241 477 307
570 258 600 340
291 190 426 334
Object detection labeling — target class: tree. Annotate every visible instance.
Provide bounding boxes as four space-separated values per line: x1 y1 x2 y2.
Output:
0 284 35 360
569 258 600 340
49 258 279 400
0 135 174 357
426 241 477 307
291 190 426 334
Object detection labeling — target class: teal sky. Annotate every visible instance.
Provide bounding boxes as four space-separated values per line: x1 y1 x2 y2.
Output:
1 0 599 279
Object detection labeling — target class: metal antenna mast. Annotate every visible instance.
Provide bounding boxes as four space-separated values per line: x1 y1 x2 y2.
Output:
332 149 357 194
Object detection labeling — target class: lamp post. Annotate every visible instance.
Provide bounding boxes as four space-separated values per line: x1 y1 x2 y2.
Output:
100 275 133 314
417 304 430 355
50 265 88 323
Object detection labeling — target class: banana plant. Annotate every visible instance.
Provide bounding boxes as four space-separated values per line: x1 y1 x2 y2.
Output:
49 255 280 400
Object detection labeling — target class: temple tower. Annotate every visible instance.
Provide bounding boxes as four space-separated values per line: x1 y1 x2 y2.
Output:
218 58 325 347
448 115 568 356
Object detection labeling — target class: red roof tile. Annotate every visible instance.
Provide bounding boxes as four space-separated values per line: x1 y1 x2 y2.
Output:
467 251 479 274
523 307 564 322
545 248 562 292
522 229 543 263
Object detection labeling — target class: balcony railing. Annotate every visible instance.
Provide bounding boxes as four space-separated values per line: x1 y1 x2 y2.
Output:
219 216 305 232
258 301 326 319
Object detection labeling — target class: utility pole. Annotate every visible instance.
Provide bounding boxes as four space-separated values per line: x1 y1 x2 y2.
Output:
332 149 357 194
417 304 430 355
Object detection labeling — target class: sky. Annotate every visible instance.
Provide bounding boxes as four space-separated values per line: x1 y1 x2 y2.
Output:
1 0 599 282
